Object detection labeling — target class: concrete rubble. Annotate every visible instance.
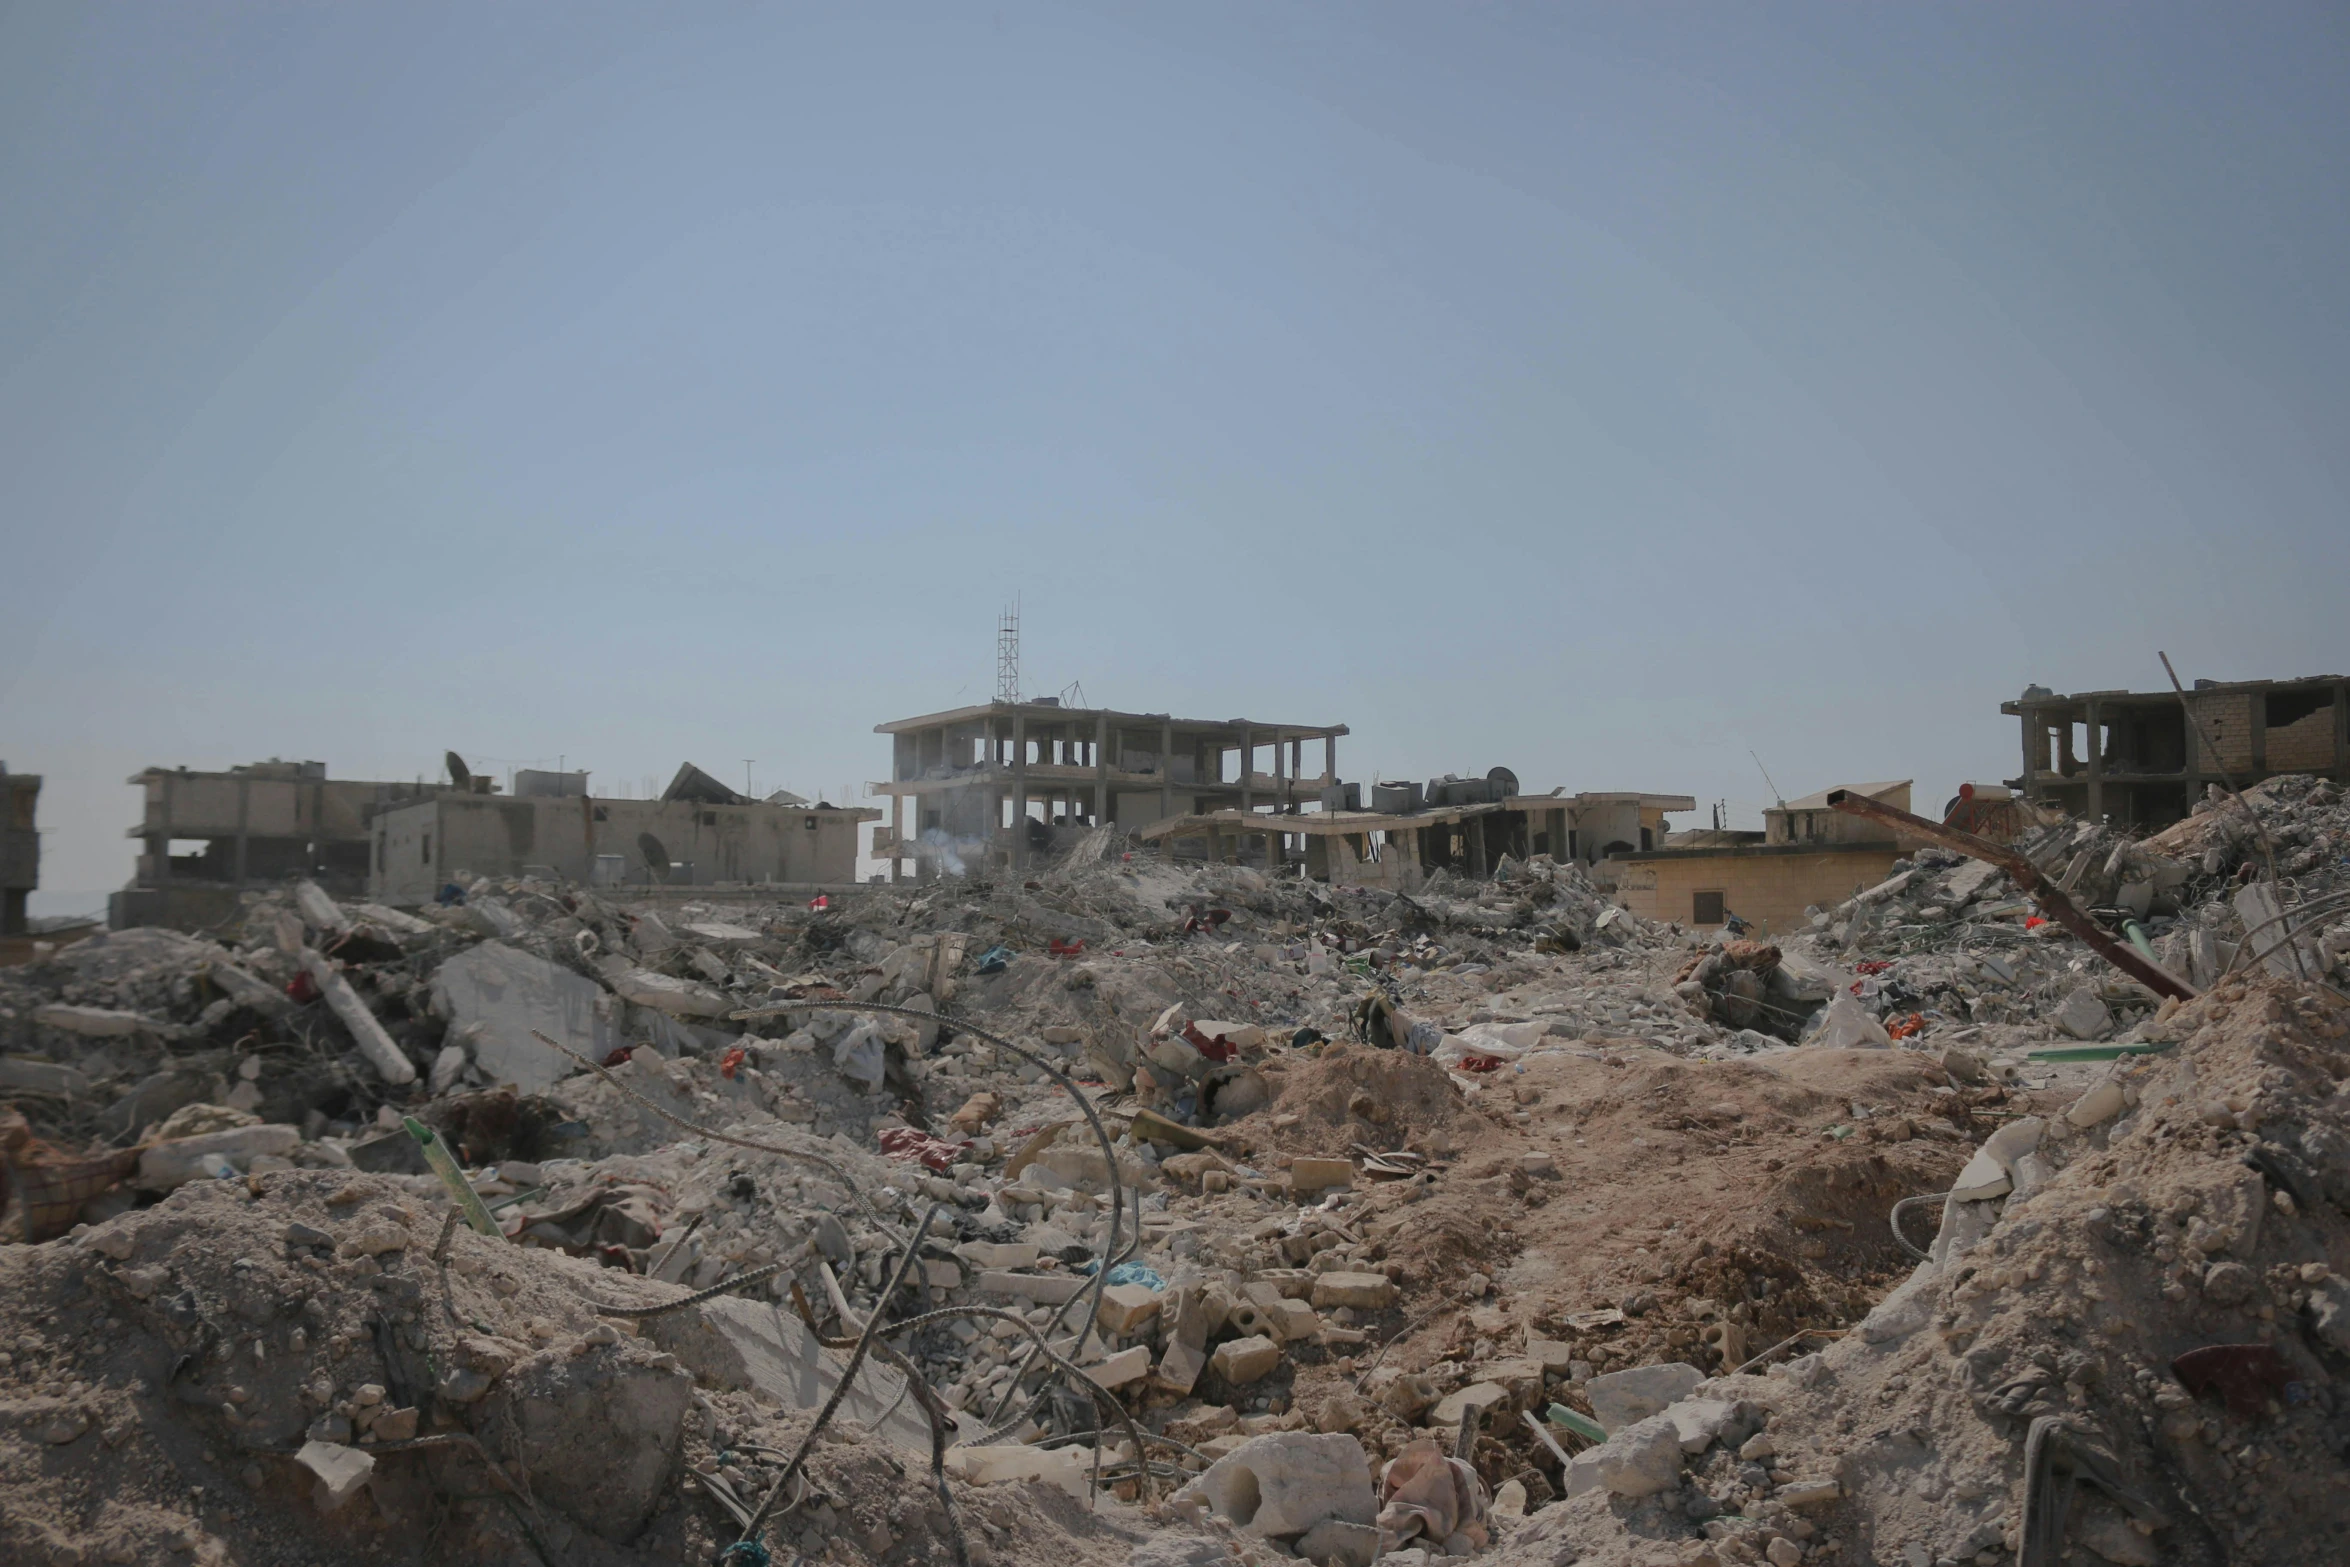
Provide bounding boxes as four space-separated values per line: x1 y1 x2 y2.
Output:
0 770 2345 1566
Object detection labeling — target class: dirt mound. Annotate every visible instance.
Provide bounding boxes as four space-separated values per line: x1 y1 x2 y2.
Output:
1488 973 2350 1567
1231 1042 1491 1158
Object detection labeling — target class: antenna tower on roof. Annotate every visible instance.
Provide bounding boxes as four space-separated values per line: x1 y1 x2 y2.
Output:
996 597 1021 704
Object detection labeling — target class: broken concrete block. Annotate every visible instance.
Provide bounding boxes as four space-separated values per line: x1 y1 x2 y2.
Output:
295 1440 375 1512
208 961 293 1017
2053 985 2112 1041
1086 1345 1154 1390
1564 1413 1683 1499
1097 1283 1165 1337
1209 1335 1281 1386
977 1270 1087 1305
1172 1432 1376 1538
494 1351 696 1542
34 1004 157 1037
1814 992 1891 1049
1584 1362 1703 1435
648 1295 933 1453
1157 1337 1207 1396
1524 1336 1577 1373
136 1124 302 1191
1295 1518 1381 1567
1309 1272 1396 1311
430 941 614 1096
294 880 350 935
1663 1398 1737 1455
429 1044 470 1095
945 1444 1090 1500
1267 1298 1322 1343
1429 1380 1509 1428
606 967 731 1019
1288 1157 1354 1193
2066 1080 2127 1128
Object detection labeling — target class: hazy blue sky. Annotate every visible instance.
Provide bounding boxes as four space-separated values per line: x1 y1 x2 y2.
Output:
5 4 2346 909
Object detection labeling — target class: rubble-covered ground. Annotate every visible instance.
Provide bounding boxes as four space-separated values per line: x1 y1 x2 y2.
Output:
1 773 2346 1567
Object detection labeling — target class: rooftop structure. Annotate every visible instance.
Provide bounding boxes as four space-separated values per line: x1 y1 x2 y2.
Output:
1615 779 1919 935
114 760 456 930
1139 789 1695 891
369 775 878 903
872 700 1347 876
2002 675 2349 829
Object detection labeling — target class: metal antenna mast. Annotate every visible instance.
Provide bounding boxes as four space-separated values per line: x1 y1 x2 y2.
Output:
996 598 1021 704
1749 751 1786 810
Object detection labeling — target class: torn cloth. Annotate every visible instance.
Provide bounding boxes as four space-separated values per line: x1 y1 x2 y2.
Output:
1377 1438 1490 1549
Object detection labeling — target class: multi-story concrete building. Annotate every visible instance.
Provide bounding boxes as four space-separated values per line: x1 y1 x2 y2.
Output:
871 700 1348 876
113 760 452 929
2003 675 2349 829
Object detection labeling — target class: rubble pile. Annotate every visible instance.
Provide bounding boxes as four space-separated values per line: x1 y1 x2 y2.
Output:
1485 970 2350 1567
2 777 2346 1565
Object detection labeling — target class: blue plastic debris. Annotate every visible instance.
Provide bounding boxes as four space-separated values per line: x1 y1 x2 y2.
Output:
972 945 1014 975
1105 1261 1166 1290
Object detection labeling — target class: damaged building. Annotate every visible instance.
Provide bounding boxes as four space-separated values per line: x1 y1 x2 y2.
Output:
2 765 37 937
369 762 875 901
1139 781 1694 891
112 759 454 931
871 699 1348 877
2004 672 2349 829
1613 779 1927 934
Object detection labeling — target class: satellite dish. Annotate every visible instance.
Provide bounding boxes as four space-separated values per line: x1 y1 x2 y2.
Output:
637 832 671 883
445 751 472 789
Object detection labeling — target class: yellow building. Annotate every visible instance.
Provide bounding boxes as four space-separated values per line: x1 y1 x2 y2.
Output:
1613 781 1921 934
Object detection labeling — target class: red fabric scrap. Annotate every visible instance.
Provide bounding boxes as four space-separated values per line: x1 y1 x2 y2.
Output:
877 1126 967 1173
285 971 320 1004
808 894 831 910
1887 1013 1926 1041
1854 960 1894 976
1183 1022 1236 1064
1455 1053 1506 1073
719 1046 747 1080
601 1046 635 1068
1048 937 1087 957
2024 915 2047 930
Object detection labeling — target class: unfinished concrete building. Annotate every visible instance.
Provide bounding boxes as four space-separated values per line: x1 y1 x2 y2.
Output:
2 766 37 936
2004 675 2349 829
1139 788 1694 891
113 760 454 930
1613 780 1924 934
370 763 876 902
871 701 1347 876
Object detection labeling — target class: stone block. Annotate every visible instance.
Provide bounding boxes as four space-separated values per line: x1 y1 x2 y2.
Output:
1289 1157 1354 1193
945 1444 1089 1500
1564 1413 1683 1499
429 941 615 1095
1171 1432 1377 1538
1309 1272 1395 1311
1268 1299 1322 1343
136 1124 301 1191
1208 1335 1282 1386
978 1270 1087 1305
1086 1345 1154 1390
1430 1380 1510 1428
1097 1283 1165 1336
1585 1361 1703 1434
295 1441 374 1512
1295 1518 1380 1567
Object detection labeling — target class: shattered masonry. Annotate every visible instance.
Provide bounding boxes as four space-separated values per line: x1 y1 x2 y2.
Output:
2 715 2350 1565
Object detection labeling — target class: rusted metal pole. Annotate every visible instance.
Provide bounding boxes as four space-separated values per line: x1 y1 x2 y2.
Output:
1826 789 2197 1003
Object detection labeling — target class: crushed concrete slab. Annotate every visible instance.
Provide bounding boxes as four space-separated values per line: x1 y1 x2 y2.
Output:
429 940 613 1095
647 1294 938 1453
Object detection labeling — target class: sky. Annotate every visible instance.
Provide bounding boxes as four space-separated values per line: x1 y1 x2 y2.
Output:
4 3 2346 912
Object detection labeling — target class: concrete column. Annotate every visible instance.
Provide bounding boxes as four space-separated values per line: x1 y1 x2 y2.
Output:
2334 683 2348 784
1094 712 1109 827
2084 699 2104 823
1012 709 1028 872
1272 729 1286 814
1239 726 1252 816
156 773 173 885
234 775 251 885
2249 689 2269 782
1160 718 1174 824
890 794 903 883
1326 734 1337 786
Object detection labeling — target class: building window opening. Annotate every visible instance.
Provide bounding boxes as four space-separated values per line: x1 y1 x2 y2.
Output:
2267 688 2330 729
1692 890 1726 925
